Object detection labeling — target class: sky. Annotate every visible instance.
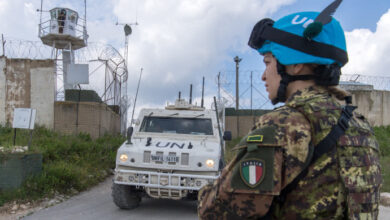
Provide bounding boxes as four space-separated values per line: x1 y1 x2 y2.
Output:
1 0 390 117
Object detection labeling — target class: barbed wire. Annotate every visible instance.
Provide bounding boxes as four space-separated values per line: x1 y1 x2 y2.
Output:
218 72 390 110
2 38 128 107
340 74 390 91
2 38 52 59
4 38 389 111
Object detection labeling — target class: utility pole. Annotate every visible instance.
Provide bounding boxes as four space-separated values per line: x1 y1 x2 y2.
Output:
251 71 255 126
217 72 221 104
2 34 5 56
234 56 242 137
201 76 205 108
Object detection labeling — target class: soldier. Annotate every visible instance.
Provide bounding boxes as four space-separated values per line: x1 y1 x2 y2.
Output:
58 9 66 34
198 0 382 219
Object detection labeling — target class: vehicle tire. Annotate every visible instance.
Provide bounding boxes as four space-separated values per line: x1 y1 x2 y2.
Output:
219 159 226 170
186 191 198 200
112 183 141 209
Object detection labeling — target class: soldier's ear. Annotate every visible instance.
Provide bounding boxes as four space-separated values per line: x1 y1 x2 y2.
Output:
285 64 304 75
293 64 305 75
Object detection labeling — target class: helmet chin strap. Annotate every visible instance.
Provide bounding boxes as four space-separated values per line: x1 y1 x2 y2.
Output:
272 61 316 105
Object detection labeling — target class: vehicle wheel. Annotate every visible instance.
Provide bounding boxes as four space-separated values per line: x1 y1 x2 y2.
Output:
112 183 141 209
186 191 198 200
219 159 226 170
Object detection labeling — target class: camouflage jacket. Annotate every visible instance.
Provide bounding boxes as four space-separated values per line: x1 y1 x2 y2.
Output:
198 86 382 219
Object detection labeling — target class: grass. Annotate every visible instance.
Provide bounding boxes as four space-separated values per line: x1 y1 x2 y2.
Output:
225 126 390 192
0 124 388 206
374 126 390 192
0 125 125 206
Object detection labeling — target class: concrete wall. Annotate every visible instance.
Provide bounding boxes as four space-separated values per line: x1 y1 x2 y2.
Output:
348 90 390 126
0 56 120 138
339 83 390 126
0 56 55 128
54 101 120 139
0 57 6 124
226 115 259 138
30 61 56 128
225 85 390 138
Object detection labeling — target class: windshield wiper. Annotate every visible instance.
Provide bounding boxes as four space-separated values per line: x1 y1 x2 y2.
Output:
169 113 179 117
194 114 204 118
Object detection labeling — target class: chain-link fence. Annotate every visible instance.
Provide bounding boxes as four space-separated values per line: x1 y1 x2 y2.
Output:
2 37 127 105
340 74 390 91
217 70 273 110
2 37 130 133
217 71 390 110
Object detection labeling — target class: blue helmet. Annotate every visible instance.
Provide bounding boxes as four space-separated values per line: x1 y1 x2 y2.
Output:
248 0 348 104
258 11 347 66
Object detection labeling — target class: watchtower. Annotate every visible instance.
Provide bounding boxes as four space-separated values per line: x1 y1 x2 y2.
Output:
39 7 87 50
38 1 88 97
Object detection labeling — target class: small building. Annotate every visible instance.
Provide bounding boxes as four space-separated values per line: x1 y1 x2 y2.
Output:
0 56 120 139
224 108 271 138
339 81 390 127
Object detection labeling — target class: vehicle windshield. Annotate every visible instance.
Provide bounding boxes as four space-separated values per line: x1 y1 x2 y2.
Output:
139 116 213 135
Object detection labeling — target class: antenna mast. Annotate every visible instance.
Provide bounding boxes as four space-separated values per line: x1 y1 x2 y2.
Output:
189 84 192 104
130 68 143 127
116 13 138 133
201 77 205 108
39 0 43 28
84 0 87 33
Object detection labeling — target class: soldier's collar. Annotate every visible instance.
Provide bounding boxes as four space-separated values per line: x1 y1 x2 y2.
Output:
286 85 328 107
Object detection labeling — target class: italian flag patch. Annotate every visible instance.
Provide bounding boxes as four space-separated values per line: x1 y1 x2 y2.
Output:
240 159 265 187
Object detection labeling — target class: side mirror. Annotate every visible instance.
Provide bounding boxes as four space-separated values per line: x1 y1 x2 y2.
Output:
126 127 134 144
132 119 140 125
223 131 232 141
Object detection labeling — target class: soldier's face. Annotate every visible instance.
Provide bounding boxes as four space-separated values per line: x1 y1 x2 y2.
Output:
261 53 281 101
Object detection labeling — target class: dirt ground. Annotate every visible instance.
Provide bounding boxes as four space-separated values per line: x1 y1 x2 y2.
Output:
0 193 70 220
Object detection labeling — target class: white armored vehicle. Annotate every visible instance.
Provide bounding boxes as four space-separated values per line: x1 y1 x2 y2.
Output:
112 98 231 209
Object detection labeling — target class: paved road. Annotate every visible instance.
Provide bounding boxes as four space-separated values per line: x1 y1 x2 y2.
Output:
23 176 390 220
23 177 198 220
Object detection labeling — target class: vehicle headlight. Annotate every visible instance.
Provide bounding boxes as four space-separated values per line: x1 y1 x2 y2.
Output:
119 154 128 162
205 159 215 168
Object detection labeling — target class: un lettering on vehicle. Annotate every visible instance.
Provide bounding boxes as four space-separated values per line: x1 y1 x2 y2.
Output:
146 141 194 149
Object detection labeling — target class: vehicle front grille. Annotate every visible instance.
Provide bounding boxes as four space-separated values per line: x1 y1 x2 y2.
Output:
155 151 163 164
181 153 189 166
143 151 151 163
168 152 177 165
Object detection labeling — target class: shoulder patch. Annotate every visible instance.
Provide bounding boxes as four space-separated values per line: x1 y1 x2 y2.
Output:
239 125 281 147
240 159 265 188
231 146 276 192
247 135 263 143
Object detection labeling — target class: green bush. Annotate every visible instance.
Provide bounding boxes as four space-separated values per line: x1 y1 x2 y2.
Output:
374 126 390 156
0 126 124 206
65 89 102 103
374 126 390 192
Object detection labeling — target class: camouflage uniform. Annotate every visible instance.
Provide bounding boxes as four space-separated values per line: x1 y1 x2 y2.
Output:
198 86 382 219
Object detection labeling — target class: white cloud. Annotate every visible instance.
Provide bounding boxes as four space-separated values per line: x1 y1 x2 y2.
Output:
1 0 295 112
112 0 295 106
343 9 390 76
0 0 39 40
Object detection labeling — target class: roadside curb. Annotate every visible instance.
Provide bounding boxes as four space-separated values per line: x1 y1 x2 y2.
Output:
381 193 390 207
